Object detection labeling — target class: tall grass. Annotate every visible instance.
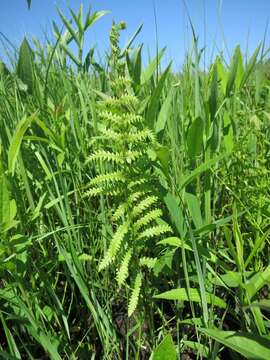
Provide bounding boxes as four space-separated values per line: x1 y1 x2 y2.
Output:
0 3 270 359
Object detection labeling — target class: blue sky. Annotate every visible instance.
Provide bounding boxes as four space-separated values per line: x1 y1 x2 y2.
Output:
0 0 269 70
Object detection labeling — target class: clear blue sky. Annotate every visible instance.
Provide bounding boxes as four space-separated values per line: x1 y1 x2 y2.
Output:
0 0 269 70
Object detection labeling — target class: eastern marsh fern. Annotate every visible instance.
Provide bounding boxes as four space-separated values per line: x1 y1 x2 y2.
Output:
87 22 172 316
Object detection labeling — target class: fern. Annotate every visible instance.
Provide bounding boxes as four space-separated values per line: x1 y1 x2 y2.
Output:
132 195 159 218
99 127 121 140
117 248 132 286
138 224 172 240
86 21 172 316
128 272 142 317
84 185 122 198
84 187 103 197
128 191 146 203
127 178 147 190
98 221 129 271
133 209 163 231
90 171 125 186
87 150 125 164
112 203 127 221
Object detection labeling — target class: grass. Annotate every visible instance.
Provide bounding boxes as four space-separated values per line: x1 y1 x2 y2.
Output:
0 3 270 359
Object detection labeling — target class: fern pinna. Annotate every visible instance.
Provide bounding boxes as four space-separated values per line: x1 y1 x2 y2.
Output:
86 22 172 316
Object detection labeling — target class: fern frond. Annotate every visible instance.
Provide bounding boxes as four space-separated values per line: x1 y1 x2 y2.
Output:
117 114 144 126
98 110 122 124
87 150 124 164
128 272 142 317
90 171 125 186
116 248 132 286
127 129 155 143
138 224 172 240
84 184 122 198
124 150 143 164
139 257 157 269
98 221 129 271
103 188 122 197
84 187 103 197
104 94 138 111
128 178 147 190
109 21 126 73
88 21 174 316
128 191 146 203
112 203 127 221
111 76 132 93
99 109 143 127
100 128 120 140
133 208 163 231
132 195 158 218
119 113 144 126
87 149 144 166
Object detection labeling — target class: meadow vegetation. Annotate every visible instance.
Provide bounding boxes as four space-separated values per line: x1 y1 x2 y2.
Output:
0 3 270 359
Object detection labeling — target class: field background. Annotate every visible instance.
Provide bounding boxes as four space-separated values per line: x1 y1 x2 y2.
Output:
0 1 270 359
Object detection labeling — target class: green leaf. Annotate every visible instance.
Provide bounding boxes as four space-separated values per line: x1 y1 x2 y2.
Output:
154 288 226 309
179 154 226 189
246 265 270 298
0 311 21 359
4 200 18 232
235 48 244 91
157 237 192 251
218 271 252 288
200 328 270 360
224 126 234 153
0 350 20 360
120 23 143 57
70 5 83 35
244 300 270 312
155 88 174 134
57 8 80 47
27 0 31 9
126 45 142 86
226 45 241 97
146 62 172 129
0 175 10 230
132 46 142 86
194 212 236 236
240 44 261 89
210 119 220 151
155 146 170 177
185 192 203 229
150 334 177 360
158 236 217 263
208 62 218 122
8 114 35 175
216 57 227 95
34 151 52 180
0 60 9 76
17 38 34 93
141 47 166 84
84 10 109 31
186 117 204 159
164 193 185 237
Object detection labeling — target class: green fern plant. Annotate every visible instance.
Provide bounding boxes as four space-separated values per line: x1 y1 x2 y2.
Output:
86 21 172 316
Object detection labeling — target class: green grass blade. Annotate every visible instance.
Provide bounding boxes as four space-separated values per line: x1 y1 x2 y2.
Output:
154 288 226 309
200 328 270 360
8 114 36 175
